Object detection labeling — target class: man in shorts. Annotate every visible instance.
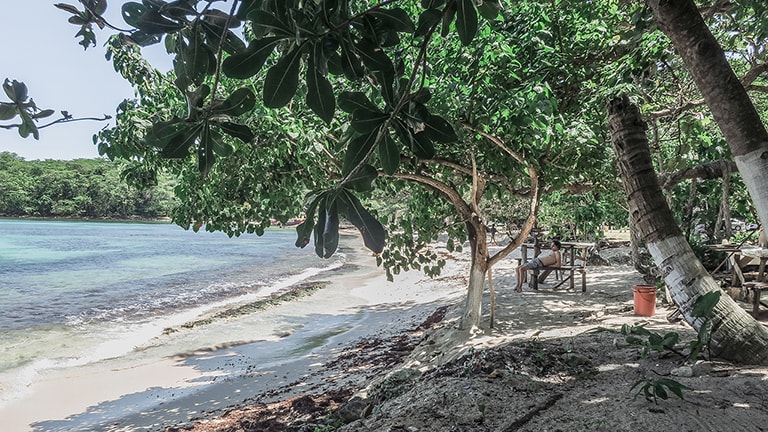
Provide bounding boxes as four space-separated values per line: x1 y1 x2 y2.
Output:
515 240 562 292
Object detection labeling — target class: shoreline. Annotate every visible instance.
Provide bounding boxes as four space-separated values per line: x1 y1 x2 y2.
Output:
0 237 469 431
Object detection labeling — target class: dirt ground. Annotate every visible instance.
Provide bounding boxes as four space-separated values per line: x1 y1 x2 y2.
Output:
169 243 768 432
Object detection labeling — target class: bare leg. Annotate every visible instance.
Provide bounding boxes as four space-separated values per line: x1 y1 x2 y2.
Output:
515 265 528 292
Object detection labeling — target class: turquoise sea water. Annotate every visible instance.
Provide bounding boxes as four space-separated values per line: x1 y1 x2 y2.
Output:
0 219 345 403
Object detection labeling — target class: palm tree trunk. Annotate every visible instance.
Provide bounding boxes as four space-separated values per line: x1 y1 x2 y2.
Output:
649 0 768 240
608 96 768 364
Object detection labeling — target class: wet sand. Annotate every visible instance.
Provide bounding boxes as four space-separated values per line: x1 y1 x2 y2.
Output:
0 237 468 431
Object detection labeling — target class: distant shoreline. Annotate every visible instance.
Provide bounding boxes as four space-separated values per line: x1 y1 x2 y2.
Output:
0 215 173 224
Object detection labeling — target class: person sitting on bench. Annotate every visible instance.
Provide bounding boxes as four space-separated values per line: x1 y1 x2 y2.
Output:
515 240 562 292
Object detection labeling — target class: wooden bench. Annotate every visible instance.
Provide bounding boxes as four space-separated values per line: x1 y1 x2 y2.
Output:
743 281 768 315
519 242 591 292
529 265 586 292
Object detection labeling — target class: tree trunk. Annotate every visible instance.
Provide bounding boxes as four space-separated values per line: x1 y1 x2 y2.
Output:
608 96 768 364
649 0 768 240
460 217 489 330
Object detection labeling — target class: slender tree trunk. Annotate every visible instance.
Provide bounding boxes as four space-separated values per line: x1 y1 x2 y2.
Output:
649 0 768 239
461 217 489 330
608 96 768 364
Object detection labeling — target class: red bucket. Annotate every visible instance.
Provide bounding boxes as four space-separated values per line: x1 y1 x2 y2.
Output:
633 285 657 316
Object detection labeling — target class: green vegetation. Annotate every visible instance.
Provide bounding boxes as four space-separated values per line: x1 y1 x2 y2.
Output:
3 0 768 330
591 290 723 403
0 151 176 219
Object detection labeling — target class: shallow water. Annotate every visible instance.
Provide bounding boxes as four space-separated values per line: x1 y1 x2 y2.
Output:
0 219 345 404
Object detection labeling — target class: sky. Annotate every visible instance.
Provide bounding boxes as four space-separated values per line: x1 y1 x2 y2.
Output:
0 2 169 161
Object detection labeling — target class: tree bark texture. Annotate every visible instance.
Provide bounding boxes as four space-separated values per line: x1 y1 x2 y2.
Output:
461 217 489 330
649 0 768 235
608 96 768 364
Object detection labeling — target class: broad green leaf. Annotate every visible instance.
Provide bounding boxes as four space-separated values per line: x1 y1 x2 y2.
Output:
296 191 322 248
415 8 442 38
339 190 386 254
356 39 394 73
456 0 478 46
3 79 27 103
342 130 378 176
159 1 197 19
236 0 258 20
313 197 340 258
18 110 38 140
322 202 340 258
351 109 388 133
392 119 414 147
477 0 501 19
411 87 432 104
181 31 213 85
121 2 145 28
0 103 17 121
160 123 201 159
379 132 400 175
661 332 679 348
657 378 690 399
263 45 303 108
198 124 216 176
201 21 246 55
313 199 327 257
375 69 396 105
222 37 280 79
202 9 239 28
421 0 445 7
54 3 82 15
424 115 458 143
248 10 294 37
129 31 162 46
412 132 435 158
213 88 256 116
327 52 343 75
207 126 233 157
340 37 364 80
93 0 107 15
368 8 415 33
136 10 184 35
217 122 254 143
692 291 721 317
32 109 55 119
306 50 335 124
441 1 456 37
145 118 187 147
343 164 378 192
338 91 379 114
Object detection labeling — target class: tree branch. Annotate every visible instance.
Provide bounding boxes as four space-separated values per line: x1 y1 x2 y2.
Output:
649 62 768 118
658 158 738 190
391 172 473 220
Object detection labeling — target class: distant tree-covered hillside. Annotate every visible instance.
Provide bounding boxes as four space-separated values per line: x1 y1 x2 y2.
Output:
0 152 177 219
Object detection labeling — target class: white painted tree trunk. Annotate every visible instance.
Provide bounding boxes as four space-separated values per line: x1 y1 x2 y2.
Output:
609 96 768 364
461 260 487 331
736 150 768 230
647 237 768 361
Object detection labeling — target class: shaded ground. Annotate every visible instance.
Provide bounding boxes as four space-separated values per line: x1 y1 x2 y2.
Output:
167 244 768 432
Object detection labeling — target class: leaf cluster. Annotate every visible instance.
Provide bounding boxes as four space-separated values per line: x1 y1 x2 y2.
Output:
630 377 690 404
0 79 56 140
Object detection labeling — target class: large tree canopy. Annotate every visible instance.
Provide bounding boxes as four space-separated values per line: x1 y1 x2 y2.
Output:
5 0 768 330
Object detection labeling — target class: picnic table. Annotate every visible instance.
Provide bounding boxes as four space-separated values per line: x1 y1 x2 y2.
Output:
706 244 768 314
520 241 592 291
706 244 768 286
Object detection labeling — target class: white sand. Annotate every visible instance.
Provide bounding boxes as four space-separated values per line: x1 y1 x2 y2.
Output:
0 238 469 432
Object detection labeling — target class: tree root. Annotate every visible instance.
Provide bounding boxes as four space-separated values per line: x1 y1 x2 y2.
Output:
501 393 564 431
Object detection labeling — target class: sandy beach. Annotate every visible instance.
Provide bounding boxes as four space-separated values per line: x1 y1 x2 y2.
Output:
6 236 768 432
0 236 468 431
